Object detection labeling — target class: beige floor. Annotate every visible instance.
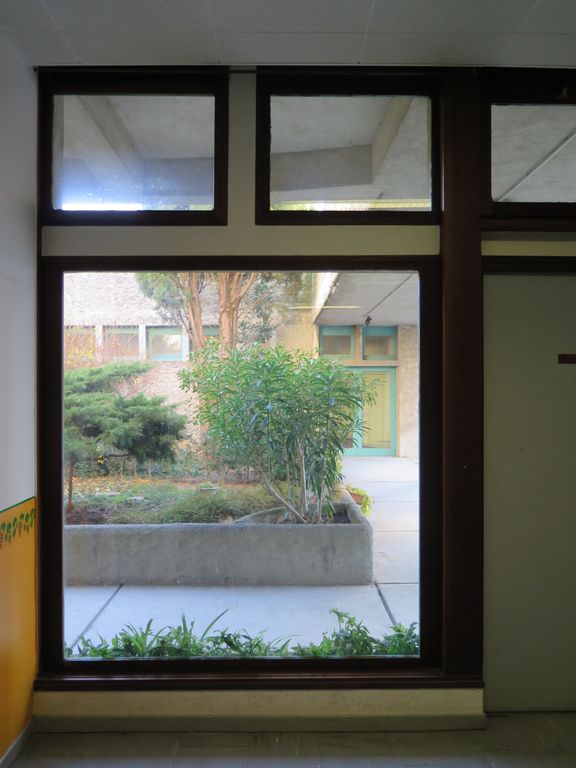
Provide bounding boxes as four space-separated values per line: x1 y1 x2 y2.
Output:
14 713 576 766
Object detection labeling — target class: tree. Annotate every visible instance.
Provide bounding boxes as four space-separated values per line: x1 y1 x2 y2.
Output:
136 271 304 351
180 343 371 523
64 363 186 512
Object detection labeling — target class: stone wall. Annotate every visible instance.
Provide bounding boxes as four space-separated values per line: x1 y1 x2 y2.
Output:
397 325 419 461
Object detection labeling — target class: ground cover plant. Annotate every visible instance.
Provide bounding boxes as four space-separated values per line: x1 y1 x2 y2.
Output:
66 478 283 524
180 343 372 524
67 610 419 659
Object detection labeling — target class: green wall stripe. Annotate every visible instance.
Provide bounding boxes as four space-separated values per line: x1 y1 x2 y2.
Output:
0 496 35 517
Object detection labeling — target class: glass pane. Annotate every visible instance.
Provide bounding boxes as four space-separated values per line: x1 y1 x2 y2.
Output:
53 95 215 211
492 105 576 202
63 271 420 661
321 334 352 356
148 328 182 360
103 327 139 360
270 95 431 212
364 335 392 358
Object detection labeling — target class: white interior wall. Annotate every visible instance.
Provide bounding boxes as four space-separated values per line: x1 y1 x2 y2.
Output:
0 38 37 511
484 274 576 710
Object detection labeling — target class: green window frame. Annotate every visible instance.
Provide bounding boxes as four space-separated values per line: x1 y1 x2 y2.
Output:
319 326 354 360
103 325 139 361
362 326 397 361
147 326 183 361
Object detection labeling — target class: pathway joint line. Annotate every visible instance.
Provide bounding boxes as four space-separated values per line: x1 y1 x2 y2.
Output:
375 581 397 625
70 583 124 649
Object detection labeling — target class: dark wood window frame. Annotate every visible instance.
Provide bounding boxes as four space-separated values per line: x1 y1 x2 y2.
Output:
38 67 229 227
36 67 486 694
481 68 576 232
38 255 450 691
255 69 441 226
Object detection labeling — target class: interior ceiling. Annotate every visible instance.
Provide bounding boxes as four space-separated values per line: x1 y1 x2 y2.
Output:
1 0 576 68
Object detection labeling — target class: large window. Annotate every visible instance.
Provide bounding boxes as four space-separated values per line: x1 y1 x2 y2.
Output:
39 264 443 684
38 67 485 693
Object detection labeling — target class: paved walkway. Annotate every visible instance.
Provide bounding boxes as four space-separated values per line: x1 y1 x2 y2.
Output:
342 456 419 629
65 457 419 651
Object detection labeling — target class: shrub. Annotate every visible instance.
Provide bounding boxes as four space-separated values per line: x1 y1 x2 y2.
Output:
180 343 371 523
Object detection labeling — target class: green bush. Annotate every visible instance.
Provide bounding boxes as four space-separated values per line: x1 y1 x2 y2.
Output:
180 343 371 523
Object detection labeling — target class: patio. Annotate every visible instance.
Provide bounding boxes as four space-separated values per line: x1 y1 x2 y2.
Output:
65 457 419 652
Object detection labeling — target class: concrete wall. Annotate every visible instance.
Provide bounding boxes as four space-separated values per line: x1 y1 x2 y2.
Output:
0 38 37 761
484 274 576 711
65 504 373 587
397 325 419 460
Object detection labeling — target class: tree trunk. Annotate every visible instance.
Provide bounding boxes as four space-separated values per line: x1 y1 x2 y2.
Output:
174 273 206 351
217 272 257 350
66 458 75 514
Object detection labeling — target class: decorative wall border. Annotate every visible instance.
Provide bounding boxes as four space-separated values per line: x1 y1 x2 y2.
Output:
0 498 36 549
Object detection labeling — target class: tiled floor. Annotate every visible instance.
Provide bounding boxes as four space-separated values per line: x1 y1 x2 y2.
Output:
14 713 576 766
64 457 420 649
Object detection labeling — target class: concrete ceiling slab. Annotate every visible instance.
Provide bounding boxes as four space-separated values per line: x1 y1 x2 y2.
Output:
316 272 419 327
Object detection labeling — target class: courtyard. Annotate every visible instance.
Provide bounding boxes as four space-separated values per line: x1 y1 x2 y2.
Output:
65 457 419 654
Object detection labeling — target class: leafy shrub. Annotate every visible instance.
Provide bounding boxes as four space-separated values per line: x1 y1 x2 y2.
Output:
67 610 419 659
180 343 371 523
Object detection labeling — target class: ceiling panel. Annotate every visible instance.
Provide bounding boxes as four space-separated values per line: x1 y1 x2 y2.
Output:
45 0 213 33
63 32 220 66
368 0 538 34
6 30 76 64
519 0 576 33
2 0 576 68
361 33 511 66
209 0 373 33
502 33 576 67
216 32 364 65
0 0 58 32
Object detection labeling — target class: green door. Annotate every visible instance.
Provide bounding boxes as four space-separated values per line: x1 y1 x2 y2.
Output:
344 368 397 456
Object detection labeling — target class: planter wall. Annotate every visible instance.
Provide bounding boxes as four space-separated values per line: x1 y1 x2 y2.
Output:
65 502 373 587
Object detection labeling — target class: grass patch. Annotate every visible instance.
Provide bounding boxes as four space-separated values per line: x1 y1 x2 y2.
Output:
67 477 280 524
111 485 276 524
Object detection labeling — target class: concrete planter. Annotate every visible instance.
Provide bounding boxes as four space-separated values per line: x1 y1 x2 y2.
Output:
65 501 373 587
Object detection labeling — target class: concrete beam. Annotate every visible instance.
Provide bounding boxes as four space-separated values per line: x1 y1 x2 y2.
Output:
371 96 413 181
271 145 371 192
63 95 141 201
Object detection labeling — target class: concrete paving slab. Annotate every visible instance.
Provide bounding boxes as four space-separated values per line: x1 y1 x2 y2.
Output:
370 501 419 532
355 481 419 502
64 585 119 647
65 584 394 650
379 583 419 627
373 531 419 583
342 457 419 483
